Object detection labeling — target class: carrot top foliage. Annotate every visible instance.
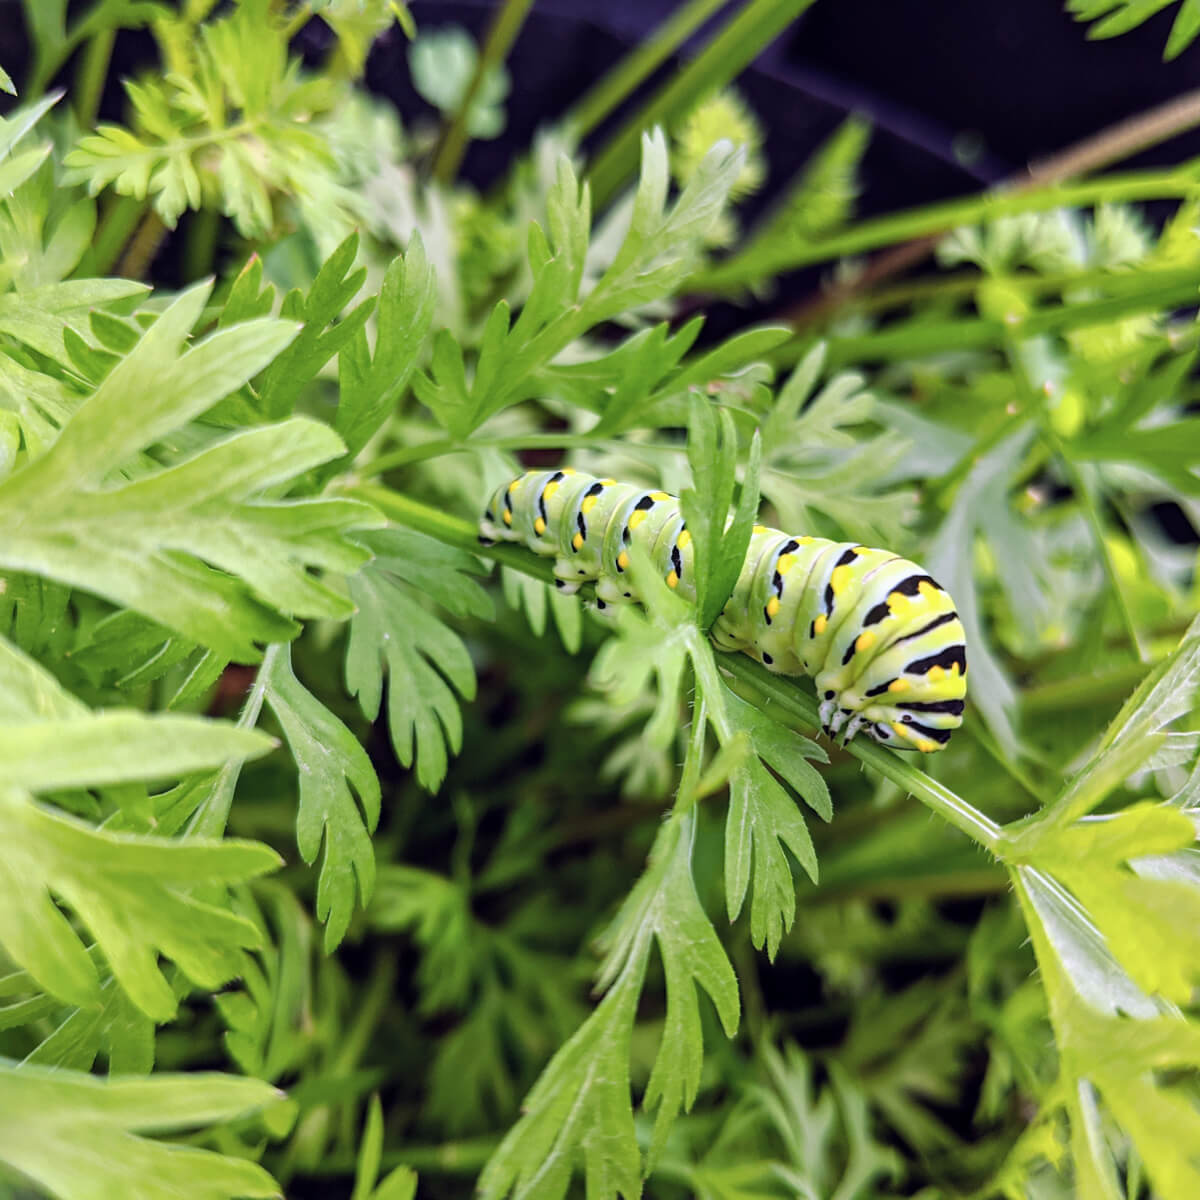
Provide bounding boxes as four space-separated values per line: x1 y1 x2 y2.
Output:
3 2 1200 1199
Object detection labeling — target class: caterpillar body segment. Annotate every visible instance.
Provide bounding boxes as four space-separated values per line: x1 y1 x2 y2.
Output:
481 470 967 752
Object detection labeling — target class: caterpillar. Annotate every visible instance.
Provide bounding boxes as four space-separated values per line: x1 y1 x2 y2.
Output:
480 469 966 753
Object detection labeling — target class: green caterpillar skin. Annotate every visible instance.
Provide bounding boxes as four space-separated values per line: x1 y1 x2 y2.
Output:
480 469 967 753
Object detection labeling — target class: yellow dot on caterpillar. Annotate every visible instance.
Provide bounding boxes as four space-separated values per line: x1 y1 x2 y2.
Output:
918 580 939 600
813 614 827 635
775 554 795 574
852 546 870 555
887 678 909 692
572 532 584 551
666 570 679 589
617 550 630 569
891 722 907 737
677 529 692 549
561 467 577 474
581 495 599 514
855 631 876 652
502 511 513 526
543 481 560 499
766 596 781 619
534 517 546 535
600 478 616 486
796 536 814 545
628 510 647 530
916 739 937 753
886 591 910 614
651 491 670 501
830 564 852 594
928 665 945 682
508 477 523 493
753 524 768 534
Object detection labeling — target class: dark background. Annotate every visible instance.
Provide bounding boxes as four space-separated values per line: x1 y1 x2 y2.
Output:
7 0 1200 216
367 1 1200 221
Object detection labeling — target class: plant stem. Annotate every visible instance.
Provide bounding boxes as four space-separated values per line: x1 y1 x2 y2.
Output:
565 0 733 139
348 484 557 583
766 87 1200 320
74 27 115 127
586 0 818 210
351 485 1004 856
182 207 221 282
430 0 535 186
699 170 1200 294
805 264 1200 367
116 208 168 280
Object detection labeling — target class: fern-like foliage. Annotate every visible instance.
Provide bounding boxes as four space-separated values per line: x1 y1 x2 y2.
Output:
1067 0 1200 59
63 2 364 241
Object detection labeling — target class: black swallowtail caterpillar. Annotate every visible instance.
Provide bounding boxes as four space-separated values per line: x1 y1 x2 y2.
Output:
480 469 967 753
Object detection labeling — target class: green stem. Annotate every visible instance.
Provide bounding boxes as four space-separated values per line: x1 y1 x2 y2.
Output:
586 0 818 210
348 484 557 582
116 208 167 281
352 485 1003 855
812 265 1200 366
430 0 535 186
182 207 221 282
697 170 1200 292
565 0 733 139
79 194 145 278
74 27 115 127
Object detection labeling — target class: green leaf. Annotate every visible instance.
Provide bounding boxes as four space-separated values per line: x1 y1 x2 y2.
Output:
636 818 740 1168
416 134 742 438
0 277 147 359
336 234 436 461
0 788 279 1018
64 2 359 240
478 970 641 1200
1069 0 1200 59
263 642 381 951
501 567 583 653
483 812 735 1198
346 529 492 790
257 233 372 420
0 284 383 659
0 1059 283 1200
925 429 1029 754
722 689 831 821
26 974 155 1074
0 64 14 95
681 395 761 631
0 712 273 791
409 26 509 138
0 632 88 721
724 751 818 958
